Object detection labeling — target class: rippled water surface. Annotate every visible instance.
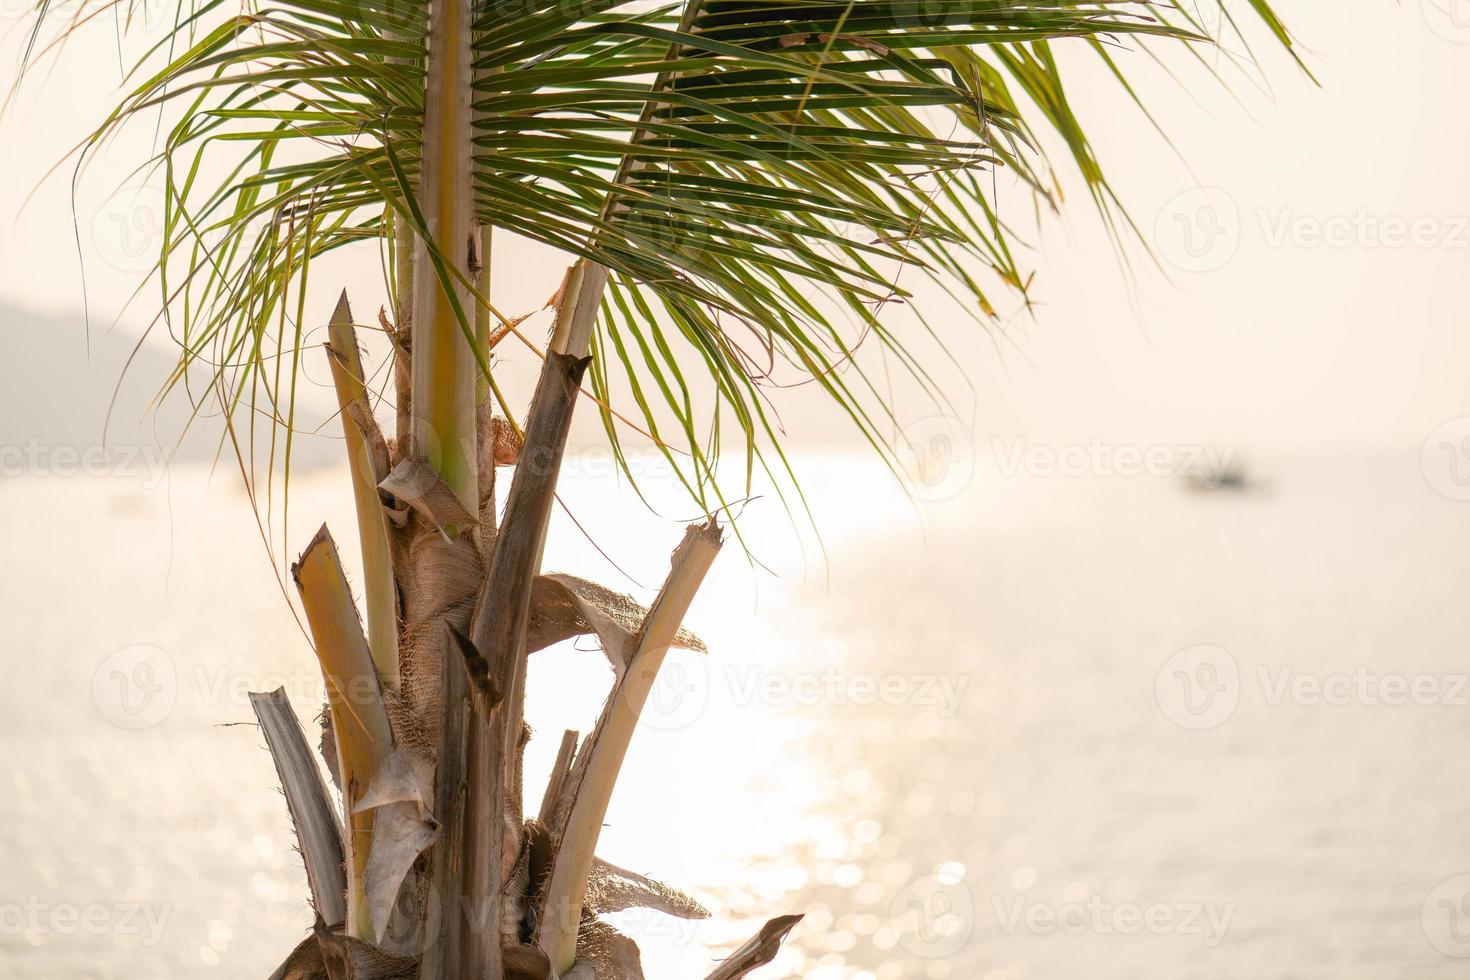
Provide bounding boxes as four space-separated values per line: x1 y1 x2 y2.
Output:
3 450 1469 978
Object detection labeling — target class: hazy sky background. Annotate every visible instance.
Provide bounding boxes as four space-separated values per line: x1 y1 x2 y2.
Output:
7 10 1470 979
2 0 1468 457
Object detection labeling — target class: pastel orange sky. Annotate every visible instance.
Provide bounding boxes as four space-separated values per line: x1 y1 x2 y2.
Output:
3 0 1467 454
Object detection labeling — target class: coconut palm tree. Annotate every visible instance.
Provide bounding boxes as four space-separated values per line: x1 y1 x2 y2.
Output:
29 0 1298 976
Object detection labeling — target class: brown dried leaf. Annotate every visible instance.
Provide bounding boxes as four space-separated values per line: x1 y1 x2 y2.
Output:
378 457 478 530
269 930 327 980
353 747 433 815
822 32 889 54
527 574 706 666
354 749 438 942
493 416 524 465
702 914 803 980
586 857 709 920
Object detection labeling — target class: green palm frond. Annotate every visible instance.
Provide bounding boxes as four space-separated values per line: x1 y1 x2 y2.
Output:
47 0 1301 516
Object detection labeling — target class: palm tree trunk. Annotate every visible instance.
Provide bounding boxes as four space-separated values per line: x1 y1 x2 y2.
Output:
410 1 500 976
409 0 478 513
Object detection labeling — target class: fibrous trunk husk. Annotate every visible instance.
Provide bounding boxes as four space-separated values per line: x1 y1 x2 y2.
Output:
268 923 417 980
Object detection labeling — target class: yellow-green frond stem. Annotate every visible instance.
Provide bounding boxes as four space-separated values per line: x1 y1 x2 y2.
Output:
292 526 395 944
410 0 479 518
325 291 400 692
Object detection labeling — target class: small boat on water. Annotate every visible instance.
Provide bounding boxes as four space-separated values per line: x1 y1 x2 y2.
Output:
1180 459 1263 494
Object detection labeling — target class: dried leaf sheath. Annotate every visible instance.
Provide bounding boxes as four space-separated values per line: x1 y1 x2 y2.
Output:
292 527 395 943
527 574 706 661
538 730 580 827
250 688 347 930
325 292 400 692
353 749 438 950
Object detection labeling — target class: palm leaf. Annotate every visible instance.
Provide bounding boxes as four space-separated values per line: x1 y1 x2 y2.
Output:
38 0 1302 516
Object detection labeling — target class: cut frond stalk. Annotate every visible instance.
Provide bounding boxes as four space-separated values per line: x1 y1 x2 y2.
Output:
548 259 609 360
410 0 479 517
539 729 580 827
292 526 395 944
537 520 724 974
427 348 593 980
470 350 593 926
249 687 347 931
325 291 400 692
470 350 592 683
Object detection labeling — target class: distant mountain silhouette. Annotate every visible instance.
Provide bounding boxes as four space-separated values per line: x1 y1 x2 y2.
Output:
0 303 342 472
